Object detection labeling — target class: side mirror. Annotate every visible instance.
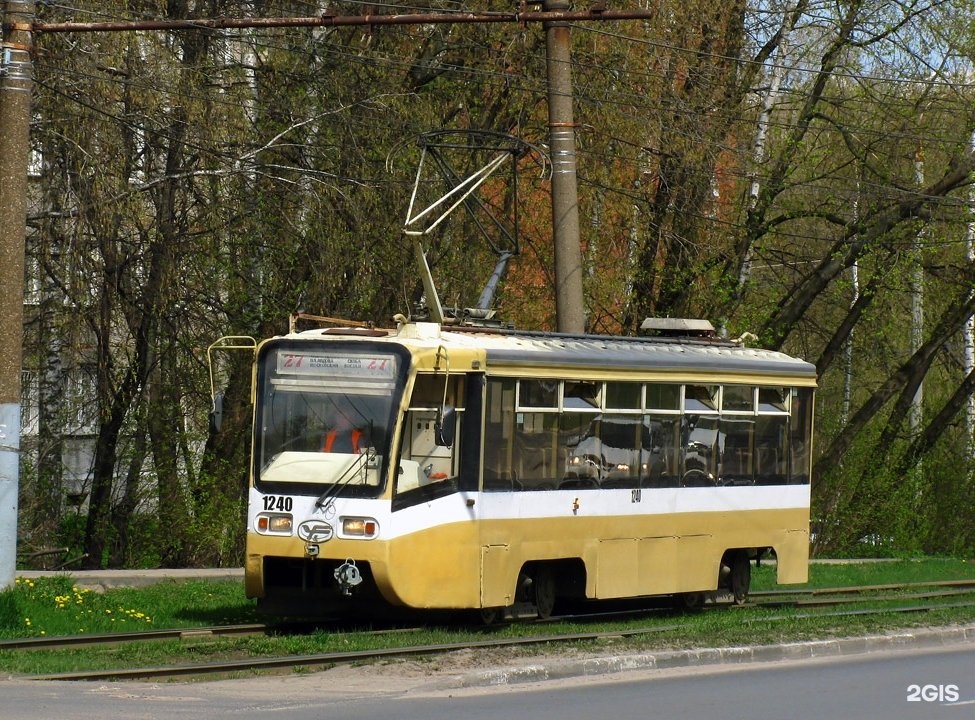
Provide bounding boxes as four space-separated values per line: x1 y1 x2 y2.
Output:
434 405 456 447
209 393 224 434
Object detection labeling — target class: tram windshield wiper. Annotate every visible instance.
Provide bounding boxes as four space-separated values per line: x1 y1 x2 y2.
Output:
314 449 371 512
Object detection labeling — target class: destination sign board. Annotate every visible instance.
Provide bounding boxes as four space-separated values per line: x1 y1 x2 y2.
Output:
275 352 397 380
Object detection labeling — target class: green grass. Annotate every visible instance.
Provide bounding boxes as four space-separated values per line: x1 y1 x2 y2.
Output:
0 575 259 639
752 557 975 592
1 558 973 677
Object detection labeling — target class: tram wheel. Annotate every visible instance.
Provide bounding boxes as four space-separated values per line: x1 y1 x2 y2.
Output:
727 551 751 605
479 607 503 625
533 566 557 619
675 591 706 610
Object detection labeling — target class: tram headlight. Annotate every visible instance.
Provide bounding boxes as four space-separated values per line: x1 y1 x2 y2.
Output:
256 513 293 535
341 517 379 538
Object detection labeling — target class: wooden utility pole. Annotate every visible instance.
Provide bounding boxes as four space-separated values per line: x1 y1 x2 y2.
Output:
0 0 33 589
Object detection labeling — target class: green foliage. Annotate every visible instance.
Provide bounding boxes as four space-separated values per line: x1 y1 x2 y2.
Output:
813 417 975 559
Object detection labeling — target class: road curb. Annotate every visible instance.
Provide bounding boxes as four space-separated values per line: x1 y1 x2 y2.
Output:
446 624 975 689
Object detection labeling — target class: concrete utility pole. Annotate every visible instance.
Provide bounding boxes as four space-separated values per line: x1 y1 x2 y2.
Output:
0 0 33 590
544 0 586 334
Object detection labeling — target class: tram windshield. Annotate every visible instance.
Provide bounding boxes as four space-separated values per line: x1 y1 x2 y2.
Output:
254 344 405 495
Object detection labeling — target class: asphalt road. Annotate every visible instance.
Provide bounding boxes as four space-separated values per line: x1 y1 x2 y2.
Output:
2 643 973 719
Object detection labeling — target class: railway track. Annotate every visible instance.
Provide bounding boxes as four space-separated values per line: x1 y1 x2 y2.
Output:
7 580 975 681
750 578 975 599
0 623 268 651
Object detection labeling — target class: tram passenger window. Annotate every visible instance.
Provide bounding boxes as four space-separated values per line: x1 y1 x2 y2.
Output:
563 415 605 487
519 379 558 409
606 382 642 410
684 385 719 413
483 378 517 491
515 412 560 490
755 416 788 484
758 387 790 413
681 415 718 486
645 415 679 487
718 417 754 485
561 413 595 484
789 388 813 484
646 384 680 411
564 381 601 411
593 414 647 489
722 386 755 413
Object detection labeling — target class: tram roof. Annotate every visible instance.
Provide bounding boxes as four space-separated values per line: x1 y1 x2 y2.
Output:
284 322 817 380
409 324 818 380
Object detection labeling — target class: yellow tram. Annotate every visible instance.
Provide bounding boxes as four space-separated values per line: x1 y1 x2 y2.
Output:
225 317 815 618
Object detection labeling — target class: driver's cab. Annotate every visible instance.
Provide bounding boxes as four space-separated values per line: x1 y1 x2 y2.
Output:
396 373 462 495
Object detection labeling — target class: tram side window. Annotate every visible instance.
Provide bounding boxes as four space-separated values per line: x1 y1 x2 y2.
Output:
722 385 754 413
397 373 463 495
560 412 597 488
564 380 601 410
645 414 680 487
684 384 719 412
789 388 813 484
755 415 788 485
605 381 642 410
512 379 561 489
593 414 649 489
643 383 680 488
682 414 718 486
718 416 755 485
558 382 602 489
759 386 790 413
520 378 558 408
716 386 755 486
515 412 561 489
646 383 680 412
681 384 718 485
481 378 810 492
483 378 518 491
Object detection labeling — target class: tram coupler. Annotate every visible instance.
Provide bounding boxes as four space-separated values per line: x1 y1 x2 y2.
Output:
334 558 363 595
